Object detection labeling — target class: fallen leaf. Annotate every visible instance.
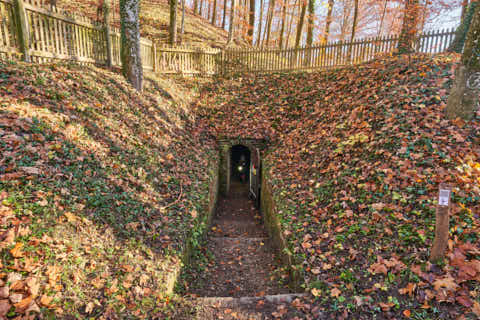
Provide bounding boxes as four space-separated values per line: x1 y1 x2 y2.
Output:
40 294 54 307
14 295 32 312
10 242 24 258
330 287 341 298
433 275 458 292
0 299 10 317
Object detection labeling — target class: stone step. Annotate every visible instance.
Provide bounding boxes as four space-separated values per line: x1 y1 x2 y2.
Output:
197 293 306 307
210 237 267 242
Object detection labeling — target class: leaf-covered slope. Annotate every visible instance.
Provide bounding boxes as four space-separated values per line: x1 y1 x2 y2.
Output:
198 54 480 318
0 60 216 318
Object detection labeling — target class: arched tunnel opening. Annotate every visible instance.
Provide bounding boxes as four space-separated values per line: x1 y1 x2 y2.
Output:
230 144 251 185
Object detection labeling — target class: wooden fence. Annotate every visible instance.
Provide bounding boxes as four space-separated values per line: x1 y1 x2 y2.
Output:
153 45 220 75
0 0 154 70
219 28 456 75
153 28 456 76
0 1 457 76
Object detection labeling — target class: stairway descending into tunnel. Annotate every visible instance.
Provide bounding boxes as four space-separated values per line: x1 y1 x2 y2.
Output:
184 181 304 319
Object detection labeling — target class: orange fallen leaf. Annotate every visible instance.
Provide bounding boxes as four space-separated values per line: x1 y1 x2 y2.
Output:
472 301 480 317
14 295 32 312
403 309 411 318
10 242 24 258
330 287 341 298
433 275 458 292
40 294 54 307
311 288 321 297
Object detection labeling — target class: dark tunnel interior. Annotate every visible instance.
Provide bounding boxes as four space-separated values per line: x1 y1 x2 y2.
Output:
231 145 251 183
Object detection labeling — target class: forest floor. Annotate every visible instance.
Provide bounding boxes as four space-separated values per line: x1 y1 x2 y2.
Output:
196 53 480 319
1 53 480 319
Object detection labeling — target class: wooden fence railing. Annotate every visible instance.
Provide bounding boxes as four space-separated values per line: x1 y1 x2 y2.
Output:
218 28 456 75
0 0 154 70
0 1 457 77
153 45 221 75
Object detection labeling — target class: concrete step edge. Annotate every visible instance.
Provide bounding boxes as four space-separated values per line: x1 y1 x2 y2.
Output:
209 237 268 241
196 293 306 306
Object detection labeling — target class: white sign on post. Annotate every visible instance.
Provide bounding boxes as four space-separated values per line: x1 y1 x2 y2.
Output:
438 188 451 207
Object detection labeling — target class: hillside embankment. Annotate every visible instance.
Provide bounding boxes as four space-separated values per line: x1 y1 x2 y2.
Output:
196 53 480 319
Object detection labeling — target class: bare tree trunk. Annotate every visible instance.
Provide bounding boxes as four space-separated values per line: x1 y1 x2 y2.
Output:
181 0 185 39
120 0 143 91
265 0 276 47
222 0 227 28
212 0 218 24
340 0 352 41
285 0 298 47
306 0 315 46
449 1 477 53
295 0 307 48
242 0 248 40
397 0 419 54
321 0 334 44
248 0 255 44
461 0 469 20
347 0 358 60
445 2 480 120
377 0 387 36
228 0 236 43
279 0 288 48
169 0 178 45
257 0 264 46
199 0 203 17
194 0 199 14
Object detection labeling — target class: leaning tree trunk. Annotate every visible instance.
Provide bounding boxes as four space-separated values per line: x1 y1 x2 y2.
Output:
322 0 334 44
377 0 387 36
347 0 358 61
445 2 480 120
397 0 419 54
285 0 298 47
295 0 307 48
448 1 477 53
120 0 143 91
265 0 276 46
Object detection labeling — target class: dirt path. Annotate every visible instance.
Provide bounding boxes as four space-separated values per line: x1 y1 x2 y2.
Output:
181 182 302 319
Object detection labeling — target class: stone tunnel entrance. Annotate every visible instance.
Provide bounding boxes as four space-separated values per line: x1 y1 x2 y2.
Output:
218 139 265 207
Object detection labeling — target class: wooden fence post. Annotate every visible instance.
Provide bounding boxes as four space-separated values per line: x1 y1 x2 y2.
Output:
103 0 113 67
152 43 157 72
430 184 452 262
13 0 30 62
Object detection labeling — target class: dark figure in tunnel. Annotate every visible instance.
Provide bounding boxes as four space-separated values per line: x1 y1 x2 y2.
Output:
231 145 250 184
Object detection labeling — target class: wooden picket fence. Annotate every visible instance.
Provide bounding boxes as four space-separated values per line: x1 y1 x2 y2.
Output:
0 1 457 76
154 28 456 76
153 45 221 75
0 0 154 70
